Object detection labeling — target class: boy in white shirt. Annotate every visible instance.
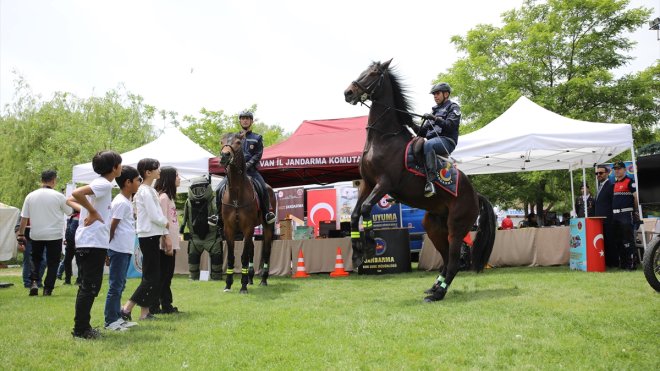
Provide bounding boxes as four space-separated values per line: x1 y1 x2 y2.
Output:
104 166 141 331
68 151 122 340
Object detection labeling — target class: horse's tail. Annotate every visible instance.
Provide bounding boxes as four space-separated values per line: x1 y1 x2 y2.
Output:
471 193 497 273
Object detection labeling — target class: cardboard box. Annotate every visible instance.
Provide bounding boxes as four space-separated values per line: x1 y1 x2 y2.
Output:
279 219 293 240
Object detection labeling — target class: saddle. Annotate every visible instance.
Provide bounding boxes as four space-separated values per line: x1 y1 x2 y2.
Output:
218 177 267 212
405 137 459 197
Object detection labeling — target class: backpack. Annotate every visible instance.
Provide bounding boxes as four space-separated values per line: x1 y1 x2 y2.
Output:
181 176 217 240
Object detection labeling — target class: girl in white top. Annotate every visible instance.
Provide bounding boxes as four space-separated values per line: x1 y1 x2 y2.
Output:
151 166 181 314
121 158 169 321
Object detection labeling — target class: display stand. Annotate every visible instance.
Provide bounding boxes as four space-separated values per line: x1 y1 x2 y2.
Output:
569 217 605 272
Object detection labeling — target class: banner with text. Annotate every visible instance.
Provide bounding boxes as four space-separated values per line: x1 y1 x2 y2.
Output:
370 195 402 230
276 187 305 221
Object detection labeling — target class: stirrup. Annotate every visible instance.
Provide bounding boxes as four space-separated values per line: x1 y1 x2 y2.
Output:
424 182 436 197
265 212 276 224
207 215 219 226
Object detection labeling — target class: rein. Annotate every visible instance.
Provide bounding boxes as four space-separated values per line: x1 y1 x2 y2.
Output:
220 143 255 209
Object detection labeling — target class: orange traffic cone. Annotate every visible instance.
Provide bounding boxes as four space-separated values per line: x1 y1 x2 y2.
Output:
330 247 350 277
292 249 310 278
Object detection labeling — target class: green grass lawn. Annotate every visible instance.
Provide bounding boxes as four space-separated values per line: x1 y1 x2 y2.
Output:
0 266 658 370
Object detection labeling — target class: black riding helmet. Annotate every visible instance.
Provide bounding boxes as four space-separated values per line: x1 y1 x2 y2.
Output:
430 82 452 94
238 110 254 119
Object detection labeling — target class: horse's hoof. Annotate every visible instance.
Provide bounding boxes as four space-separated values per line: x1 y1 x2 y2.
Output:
424 287 447 302
259 280 268 286
248 280 254 285
223 288 231 292
423 283 439 295
239 289 248 294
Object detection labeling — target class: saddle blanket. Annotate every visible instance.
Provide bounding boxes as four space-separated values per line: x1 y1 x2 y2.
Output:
404 140 459 197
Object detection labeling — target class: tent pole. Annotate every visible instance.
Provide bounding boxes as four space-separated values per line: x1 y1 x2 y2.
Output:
581 164 588 218
569 166 576 217
630 146 647 251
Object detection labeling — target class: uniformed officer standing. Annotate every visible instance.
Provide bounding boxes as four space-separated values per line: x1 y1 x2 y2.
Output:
237 110 276 224
594 165 616 267
419 82 461 197
610 161 638 270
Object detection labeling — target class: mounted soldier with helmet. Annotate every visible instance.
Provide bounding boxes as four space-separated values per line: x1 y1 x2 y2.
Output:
419 82 462 197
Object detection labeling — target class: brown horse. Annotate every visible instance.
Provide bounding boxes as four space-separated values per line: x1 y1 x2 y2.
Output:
344 59 496 302
219 131 275 293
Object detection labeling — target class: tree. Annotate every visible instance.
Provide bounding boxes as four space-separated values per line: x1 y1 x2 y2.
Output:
0 75 156 207
437 0 657 220
178 104 288 156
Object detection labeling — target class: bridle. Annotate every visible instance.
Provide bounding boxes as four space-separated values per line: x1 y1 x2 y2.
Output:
220 137 256 209
352 65 421 138
351 65 386 103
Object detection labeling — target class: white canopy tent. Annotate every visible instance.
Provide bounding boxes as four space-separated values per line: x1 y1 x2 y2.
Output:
453 96 633 175
72 128 219 192
452 96 645 246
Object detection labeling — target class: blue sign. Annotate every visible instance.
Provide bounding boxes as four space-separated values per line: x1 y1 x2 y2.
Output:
569 218 587 271
370 195 401 230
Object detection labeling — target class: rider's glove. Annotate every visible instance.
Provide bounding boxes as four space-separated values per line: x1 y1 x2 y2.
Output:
422 113 436 122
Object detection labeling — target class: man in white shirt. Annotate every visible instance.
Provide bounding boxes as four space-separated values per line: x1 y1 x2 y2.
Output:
17 170 73 296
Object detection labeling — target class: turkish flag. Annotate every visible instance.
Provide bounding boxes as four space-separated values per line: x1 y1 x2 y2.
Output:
306 189 337 237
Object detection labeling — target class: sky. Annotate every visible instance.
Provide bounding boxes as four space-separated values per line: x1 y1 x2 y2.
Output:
1 0 658 134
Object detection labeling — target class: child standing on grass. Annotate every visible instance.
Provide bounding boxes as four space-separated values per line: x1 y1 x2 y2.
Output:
121 158 169 321
151 166 181 314
69 150 122 340
104 165 141 331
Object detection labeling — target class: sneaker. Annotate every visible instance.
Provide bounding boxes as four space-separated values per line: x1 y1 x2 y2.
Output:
104 319 129 332
140 313 157 321
265 212 276 224
120 320 138 329
119 309 132 321
29 282 38 296
72 327 102 340
208 215 219 226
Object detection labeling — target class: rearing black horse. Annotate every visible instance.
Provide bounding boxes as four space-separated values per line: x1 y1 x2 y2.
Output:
344 59 496 302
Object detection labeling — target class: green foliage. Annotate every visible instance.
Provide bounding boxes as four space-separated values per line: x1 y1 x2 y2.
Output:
0 75 156 207
440 0 657 216
0 266 657 369
179 104 288 156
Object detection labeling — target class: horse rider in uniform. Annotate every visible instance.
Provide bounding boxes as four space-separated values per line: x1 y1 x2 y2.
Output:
419 82 462 197
212 110 276 231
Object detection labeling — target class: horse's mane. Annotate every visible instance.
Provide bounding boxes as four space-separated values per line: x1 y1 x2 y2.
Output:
378 62 414 127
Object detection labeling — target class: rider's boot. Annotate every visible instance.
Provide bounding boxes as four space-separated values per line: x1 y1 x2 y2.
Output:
424 150 437 197
261 191 276 224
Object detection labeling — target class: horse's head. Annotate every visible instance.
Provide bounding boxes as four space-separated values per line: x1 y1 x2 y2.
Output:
220 131 246 167
344 59 392 105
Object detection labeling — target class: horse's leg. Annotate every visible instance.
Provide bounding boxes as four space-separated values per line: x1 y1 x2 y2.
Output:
425 206 474 302
240 230 254 294
248 247 255 285
260 223 274 286
350 183 373 267
357 183 389 259
224 234 235 292
422 212 449 295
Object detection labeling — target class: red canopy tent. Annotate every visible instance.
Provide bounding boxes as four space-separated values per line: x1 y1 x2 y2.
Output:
208 116 367 188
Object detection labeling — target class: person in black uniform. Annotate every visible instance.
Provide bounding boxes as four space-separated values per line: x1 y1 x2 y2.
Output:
610 161 638 270
212 110 276 231
419 82 461 197
594 164 616 267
